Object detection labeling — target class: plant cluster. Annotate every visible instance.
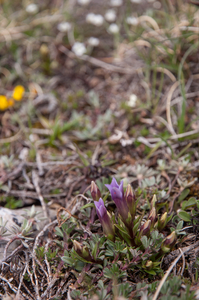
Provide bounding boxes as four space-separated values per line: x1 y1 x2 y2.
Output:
55 177 190 299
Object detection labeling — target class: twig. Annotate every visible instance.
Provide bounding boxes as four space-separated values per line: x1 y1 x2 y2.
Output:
0 244 23 266
152 248 184 300
32 170 48 219
3 237 21 260
40 277 59 299
32 254 49 281
16 261 28 298
0 129 22 144
0 274 32 299
0 275 17 293
36 151 44 176
44 239 53 281
153 241 199 300
32 256 41 300
33 219 58 254
179 248 185 277
59 45 141 75
26 157 79 167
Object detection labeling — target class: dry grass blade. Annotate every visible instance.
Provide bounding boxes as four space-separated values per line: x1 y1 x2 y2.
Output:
166 81 180 135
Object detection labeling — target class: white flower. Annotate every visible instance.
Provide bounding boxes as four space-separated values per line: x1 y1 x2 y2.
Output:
57 22 71 33
126 16 138 25
110 0 123 7
127 94 137 107
26 3 38 14
86 13 95 23
72 42 87 56
108 23 119 34
105 9 116 22
77 0 91 5
130 0 142 3
87 37 100 47
86 13 104 26
153 1 161 9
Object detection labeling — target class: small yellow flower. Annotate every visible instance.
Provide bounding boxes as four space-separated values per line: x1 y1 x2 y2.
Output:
12 85 25 101
7 98 14 107
0 95 9 110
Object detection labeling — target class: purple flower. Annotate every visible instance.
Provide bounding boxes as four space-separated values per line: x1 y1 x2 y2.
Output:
105 178 129 222
94 198 115 240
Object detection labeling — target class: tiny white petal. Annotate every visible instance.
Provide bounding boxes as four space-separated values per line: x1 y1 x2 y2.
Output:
87 37 100 46
57 22 71 33
110 0 123 7
126 16 138 25
72 42 87 56
108 23 119 34
127 94 137 107
77 0 91 5
94 14 104 26
105 9 116 22
86 13 104 26
26 3 38 14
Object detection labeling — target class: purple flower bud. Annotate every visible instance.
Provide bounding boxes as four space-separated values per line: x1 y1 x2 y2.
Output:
91 181 101 201
105 178 129 222
140 220 151 237
145 260 153 269
157 212 167 231
161 231 177 253
125 184 136 219
73 240 93 261
148 207 156 227
94 198 115 241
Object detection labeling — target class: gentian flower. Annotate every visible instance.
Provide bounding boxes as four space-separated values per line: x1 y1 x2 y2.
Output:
105 178 129 223
94 198 115 241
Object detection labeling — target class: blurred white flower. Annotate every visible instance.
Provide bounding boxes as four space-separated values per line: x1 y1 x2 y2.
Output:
110 0 123 6
26 3 38 14
19 148 29 161
105 9 116 22
127 94 137 107
86 13 95 23
72 42 87 56
87 37 100 47
153 1 161 9
57 22 71 33
86 13 104 26
130 0 142 3
108 23 119 34
126 16 138 25
77 0 91 5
